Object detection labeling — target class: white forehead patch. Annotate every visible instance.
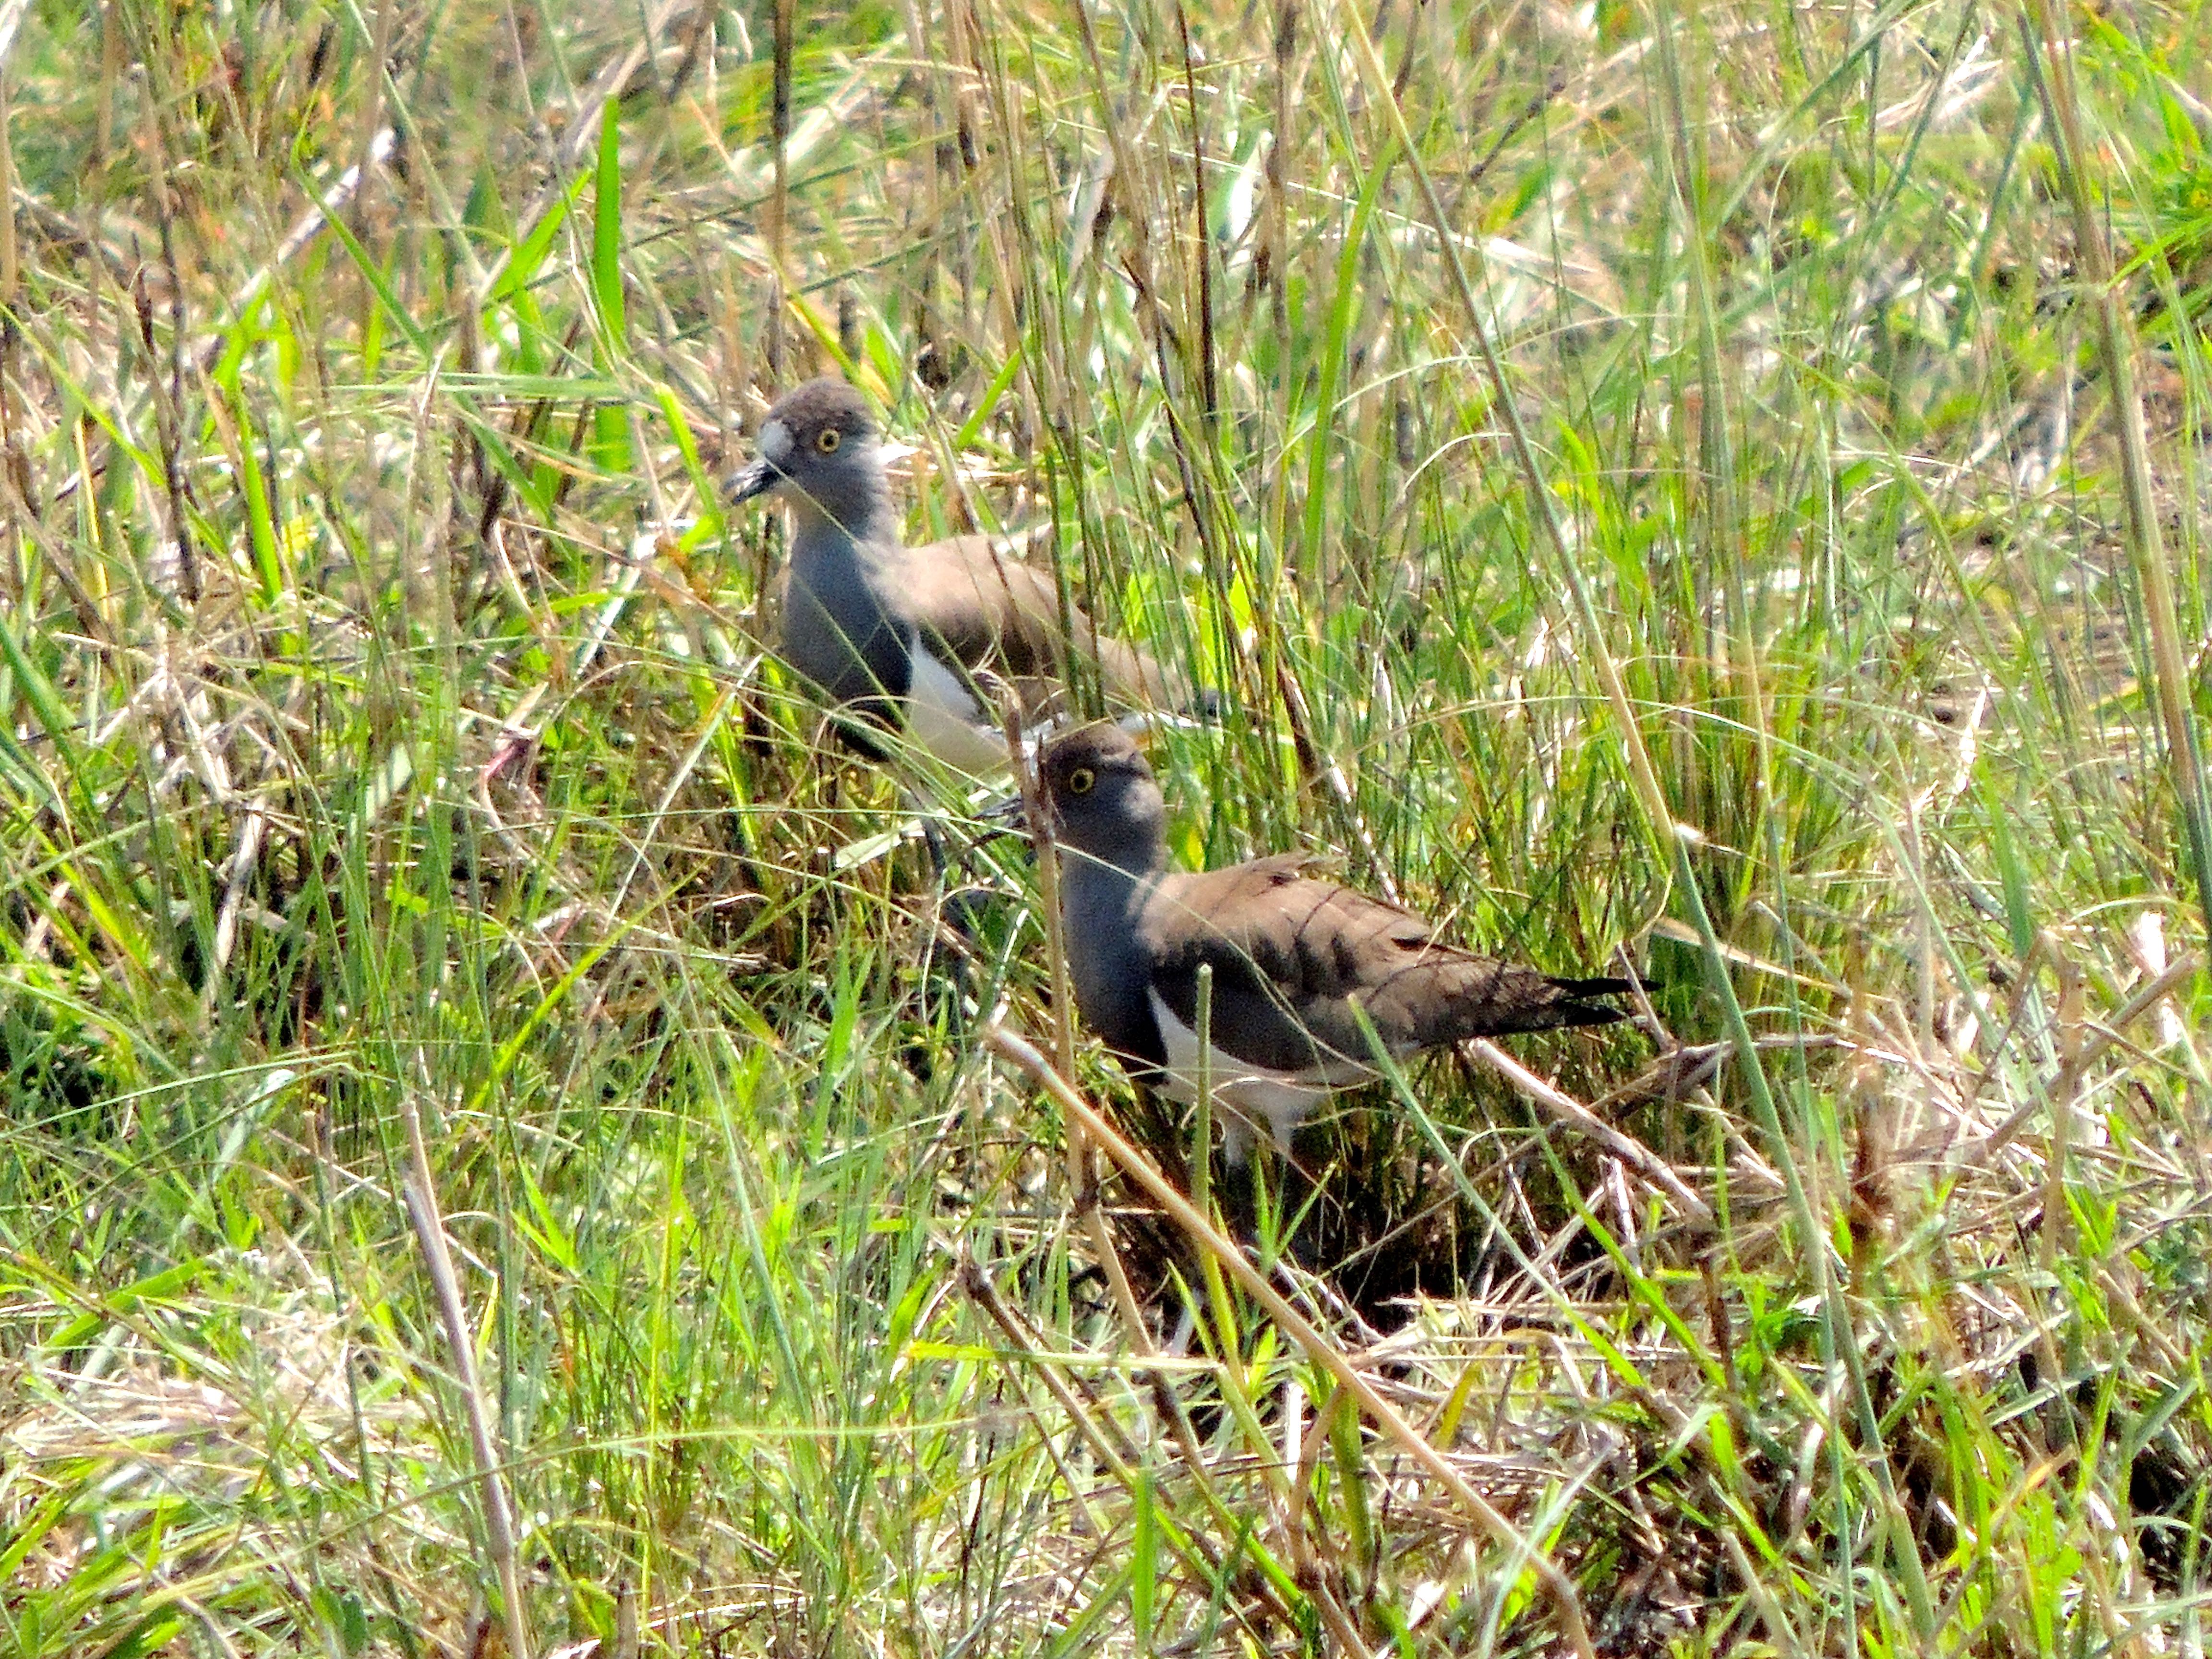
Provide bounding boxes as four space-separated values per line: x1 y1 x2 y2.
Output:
757 418 793 464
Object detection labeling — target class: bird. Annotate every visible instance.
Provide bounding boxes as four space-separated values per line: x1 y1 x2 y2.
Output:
725 376 1202 776
1036 723 1630 1165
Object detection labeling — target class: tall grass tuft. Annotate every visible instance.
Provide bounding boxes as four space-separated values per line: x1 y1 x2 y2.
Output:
1 1 2207 1654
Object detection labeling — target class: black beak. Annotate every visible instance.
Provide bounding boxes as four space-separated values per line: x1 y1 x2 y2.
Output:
724 457 783 505
977 789 1033 832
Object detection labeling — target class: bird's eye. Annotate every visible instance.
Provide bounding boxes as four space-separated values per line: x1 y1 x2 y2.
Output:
1066 766 1096 795
816 427 842 454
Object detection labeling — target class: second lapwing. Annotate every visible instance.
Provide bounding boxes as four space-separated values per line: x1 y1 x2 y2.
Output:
727 377 1200 775
1036 724 1630 1165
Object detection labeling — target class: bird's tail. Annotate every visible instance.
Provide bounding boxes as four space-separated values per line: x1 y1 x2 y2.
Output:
1544 975 1634 1027
1553 975 1633 999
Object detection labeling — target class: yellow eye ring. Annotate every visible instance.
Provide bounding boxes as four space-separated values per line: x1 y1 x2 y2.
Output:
1066 766 1096 795
816 427 842 454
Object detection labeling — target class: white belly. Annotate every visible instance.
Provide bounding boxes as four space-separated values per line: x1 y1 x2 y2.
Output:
904 649 1010 775
1147 988 1374 1164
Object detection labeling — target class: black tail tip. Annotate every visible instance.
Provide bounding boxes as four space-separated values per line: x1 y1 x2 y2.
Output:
1555 974 1633 999
1552 975 1634 1028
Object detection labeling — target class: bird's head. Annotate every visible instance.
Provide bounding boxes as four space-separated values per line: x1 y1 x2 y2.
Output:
1037 723 1169 875
725 377 885 527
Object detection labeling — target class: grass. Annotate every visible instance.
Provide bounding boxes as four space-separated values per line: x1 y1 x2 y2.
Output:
2 0 2210 1654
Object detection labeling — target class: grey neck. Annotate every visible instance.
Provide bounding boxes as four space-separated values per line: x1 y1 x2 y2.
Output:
781 469 913 704
785 463 897 557
1058 842 1154 922
1058 845 1161 1057
1057 788 1170 990
787 470 898 598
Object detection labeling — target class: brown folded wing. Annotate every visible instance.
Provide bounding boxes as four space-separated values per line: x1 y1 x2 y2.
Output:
903 537 1192 714
1142 856 1623 1076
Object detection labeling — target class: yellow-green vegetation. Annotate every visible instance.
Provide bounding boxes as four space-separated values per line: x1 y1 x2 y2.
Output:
3 1 2209 1654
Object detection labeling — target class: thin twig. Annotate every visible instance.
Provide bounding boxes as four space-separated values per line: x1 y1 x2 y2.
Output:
999 700 1159 1351
1467 1039 1713 1226
396 1093 532 1659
